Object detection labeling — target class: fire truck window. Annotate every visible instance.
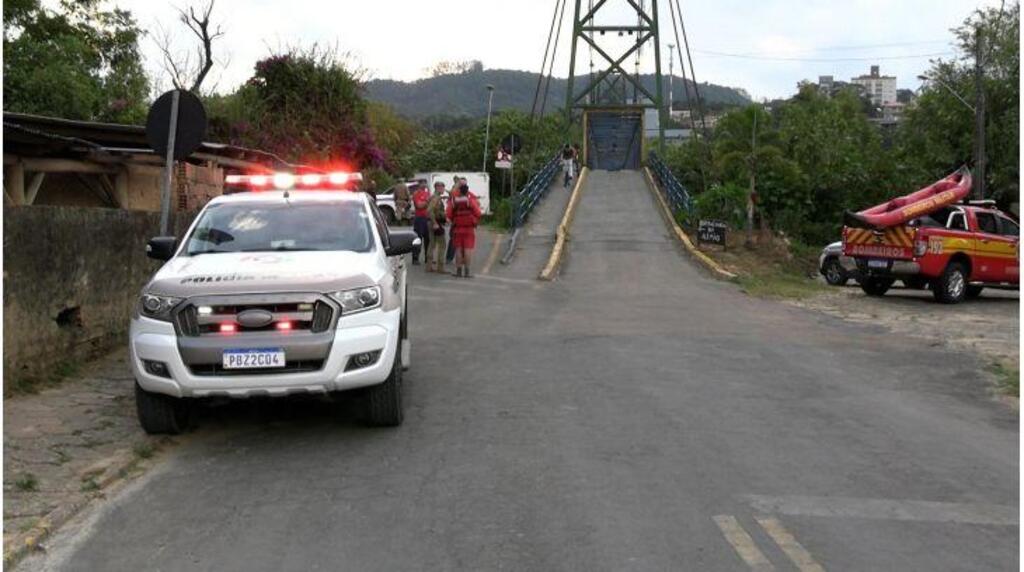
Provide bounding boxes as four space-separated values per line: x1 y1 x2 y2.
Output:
998 216 1019 237
947 212 967 231
976 212 999 234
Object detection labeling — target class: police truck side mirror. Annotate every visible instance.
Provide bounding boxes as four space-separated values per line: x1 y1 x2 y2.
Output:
385 230 421 257
146 236 178 261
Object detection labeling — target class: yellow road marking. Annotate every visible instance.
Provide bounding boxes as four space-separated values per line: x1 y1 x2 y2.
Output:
755 516 826 572
712 515 775 571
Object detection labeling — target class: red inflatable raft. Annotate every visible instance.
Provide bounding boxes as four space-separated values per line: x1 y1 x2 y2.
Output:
843 167 972 229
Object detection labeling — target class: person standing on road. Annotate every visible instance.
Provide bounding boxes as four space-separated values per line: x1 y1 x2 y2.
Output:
393 181 411 223
446 180 482 278
410 180 431 266
426 181 448 272
446 176 466 264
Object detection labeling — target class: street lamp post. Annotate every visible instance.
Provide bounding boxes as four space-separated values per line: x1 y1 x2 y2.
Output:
917 74 975 113
482 84 495 173
919 60 984 199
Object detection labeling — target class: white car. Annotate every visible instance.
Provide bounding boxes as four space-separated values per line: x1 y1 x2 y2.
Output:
130 172 419 433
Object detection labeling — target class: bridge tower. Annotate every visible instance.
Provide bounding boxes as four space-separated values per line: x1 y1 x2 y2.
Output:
564 0 665 170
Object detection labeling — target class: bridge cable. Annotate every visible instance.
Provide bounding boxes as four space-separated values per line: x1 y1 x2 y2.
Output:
674 0 707 135
530 0 564 121
538 0 569 119
667 0 707 193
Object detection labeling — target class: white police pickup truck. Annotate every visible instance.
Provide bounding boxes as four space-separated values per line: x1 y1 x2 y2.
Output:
131 171 419 433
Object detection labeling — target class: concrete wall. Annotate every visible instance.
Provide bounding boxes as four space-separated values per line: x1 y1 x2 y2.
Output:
3 206 194 388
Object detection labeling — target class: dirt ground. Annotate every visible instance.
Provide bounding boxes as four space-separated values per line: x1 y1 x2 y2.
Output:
794 282 1019 370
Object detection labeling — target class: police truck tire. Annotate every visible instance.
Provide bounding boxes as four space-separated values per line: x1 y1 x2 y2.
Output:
966 285 984 298
822 258 848 286
135 383 190 435
932 261 968 304
860 277 894 297
365 343 403 427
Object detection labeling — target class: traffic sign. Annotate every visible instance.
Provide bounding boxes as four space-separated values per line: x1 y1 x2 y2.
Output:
146 89 207 160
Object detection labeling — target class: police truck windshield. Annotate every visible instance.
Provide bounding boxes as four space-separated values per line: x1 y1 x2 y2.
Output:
185 201 374 255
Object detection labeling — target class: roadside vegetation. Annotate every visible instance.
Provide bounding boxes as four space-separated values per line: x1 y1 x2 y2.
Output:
663 3 1018 279
988 361 1020 397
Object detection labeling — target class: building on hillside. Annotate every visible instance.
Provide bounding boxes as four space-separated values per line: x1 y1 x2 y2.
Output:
851 65 897 106
3 112 292 211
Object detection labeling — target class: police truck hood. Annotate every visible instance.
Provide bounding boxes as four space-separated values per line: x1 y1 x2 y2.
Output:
145 250 382 297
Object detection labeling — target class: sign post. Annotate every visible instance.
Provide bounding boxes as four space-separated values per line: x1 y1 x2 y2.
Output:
145 89 208 235
158 91 181 235
697 220 728 250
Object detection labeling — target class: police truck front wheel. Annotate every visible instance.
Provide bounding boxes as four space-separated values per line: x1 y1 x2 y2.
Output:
933 261 968 304
860 277 894 297
365 342 404 427
135 383 191 435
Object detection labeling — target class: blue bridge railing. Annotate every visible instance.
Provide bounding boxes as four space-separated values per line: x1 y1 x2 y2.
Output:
510 153 562 229
647 151 692 217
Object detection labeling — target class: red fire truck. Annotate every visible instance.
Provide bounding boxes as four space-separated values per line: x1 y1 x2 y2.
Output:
842 169 1019 303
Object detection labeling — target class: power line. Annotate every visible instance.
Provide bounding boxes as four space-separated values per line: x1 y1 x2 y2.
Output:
694 50 955 62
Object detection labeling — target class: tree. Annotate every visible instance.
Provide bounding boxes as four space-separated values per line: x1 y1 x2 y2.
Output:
714 104 802 245
897 2 1019 207
207 45 386 169
3 0 149 123
153 0 226 93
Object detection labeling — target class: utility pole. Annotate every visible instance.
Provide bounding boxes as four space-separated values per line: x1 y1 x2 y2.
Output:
973 26 986 200
746 107 757 248
482 84 495 173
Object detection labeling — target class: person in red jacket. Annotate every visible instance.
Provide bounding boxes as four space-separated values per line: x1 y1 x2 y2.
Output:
410 180 431 266
445 181 482 278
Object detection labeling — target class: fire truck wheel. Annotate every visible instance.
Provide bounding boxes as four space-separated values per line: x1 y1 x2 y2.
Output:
932 261 968 304
860 277 894 297
966 285 984 298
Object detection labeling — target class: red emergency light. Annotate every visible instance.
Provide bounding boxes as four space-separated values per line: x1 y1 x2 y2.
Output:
225 171 363 191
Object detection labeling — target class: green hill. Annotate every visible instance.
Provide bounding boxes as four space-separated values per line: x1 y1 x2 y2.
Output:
365 68 750 122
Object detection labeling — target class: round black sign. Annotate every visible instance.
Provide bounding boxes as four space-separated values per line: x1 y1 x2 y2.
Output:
145 89 208 160
500 133 523 154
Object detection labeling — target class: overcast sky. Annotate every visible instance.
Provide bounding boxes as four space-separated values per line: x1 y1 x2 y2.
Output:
116 0 1000 101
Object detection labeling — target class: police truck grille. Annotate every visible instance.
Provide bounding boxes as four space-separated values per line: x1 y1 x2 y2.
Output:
174 295 336 337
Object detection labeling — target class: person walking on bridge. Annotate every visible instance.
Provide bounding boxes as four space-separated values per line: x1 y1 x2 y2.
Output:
410 180 431 266
446 180 482 278
561 143 577 188
426 181 448 273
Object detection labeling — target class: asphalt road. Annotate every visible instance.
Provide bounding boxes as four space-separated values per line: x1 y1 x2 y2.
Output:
26 170 1018 571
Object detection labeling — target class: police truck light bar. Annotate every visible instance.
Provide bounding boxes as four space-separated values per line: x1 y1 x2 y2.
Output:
225 171 363 191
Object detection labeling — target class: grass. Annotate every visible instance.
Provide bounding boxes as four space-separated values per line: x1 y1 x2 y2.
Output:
987 362 1019 397
80 479 100 492
737 271 829 300
133 443 155 460
6 360 81 397
14 473 38 492
693 229 829 300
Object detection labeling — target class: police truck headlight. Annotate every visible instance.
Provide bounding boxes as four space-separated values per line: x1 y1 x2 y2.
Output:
139 294 183 321
329 286 381 315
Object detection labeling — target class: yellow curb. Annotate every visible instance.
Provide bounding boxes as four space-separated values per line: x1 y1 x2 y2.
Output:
643 167 738 280
539 167 589 281
480 231 504 275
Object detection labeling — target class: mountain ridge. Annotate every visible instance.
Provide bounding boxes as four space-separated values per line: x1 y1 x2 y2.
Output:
365 68 751 120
